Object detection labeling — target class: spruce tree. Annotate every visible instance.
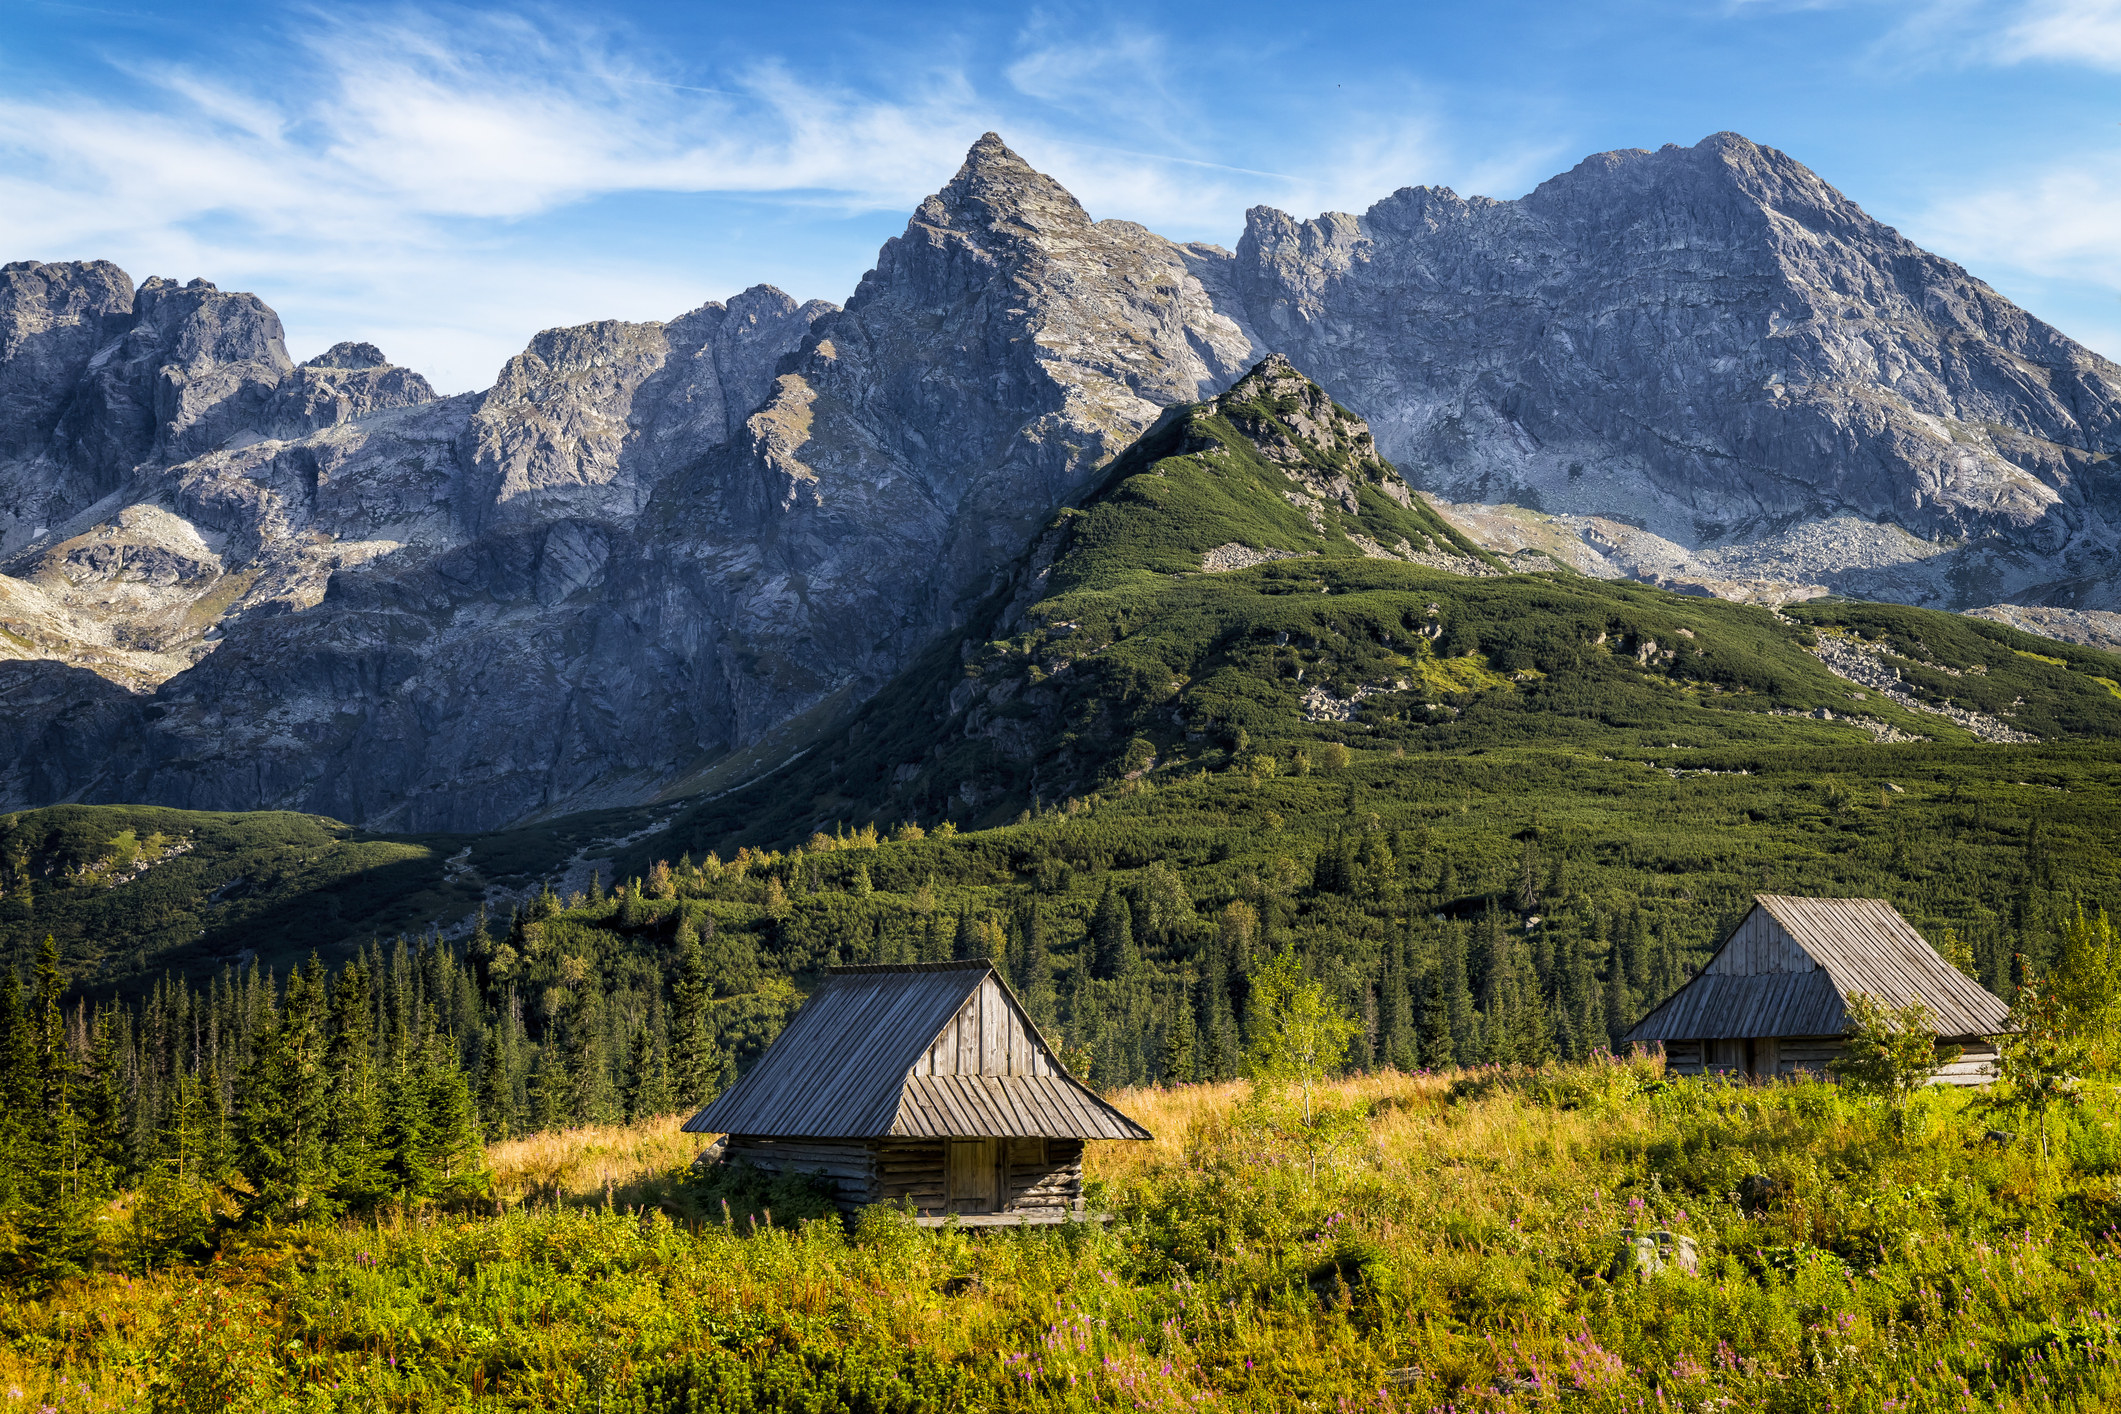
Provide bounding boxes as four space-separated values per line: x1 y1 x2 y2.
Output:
1159 981 1198 1083
625 1020 677 1121
1091 882 1138 980
1379 931 1418 1071
27 935 101 1279
1441 923 1475 1065
0 968 33 1211
134 1066 216 1264
327 963 391 1210
477 1022 514 1142
669 916 715 1109
419 1032 485 1199
1017 905 1056 1029
565 982 618 1125
1620 909 1649 996
239 957 334 1220
1604 925 1633 1049
384 1055 438 1195
83 1004 128 1184
530 1047 572 1134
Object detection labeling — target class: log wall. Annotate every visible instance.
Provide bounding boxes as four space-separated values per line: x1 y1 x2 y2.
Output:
870 1136 1084 1217
723 1136 878 1208
1656 1035 1995 1085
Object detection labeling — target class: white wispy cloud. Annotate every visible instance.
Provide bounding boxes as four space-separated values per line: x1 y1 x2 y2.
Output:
0 5 1538 390
1920 156 2121 274
1858 0 2121 70
1996 0 2121 67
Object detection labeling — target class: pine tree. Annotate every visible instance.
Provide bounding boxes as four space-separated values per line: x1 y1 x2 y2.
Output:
669 916 716 1109
418 1032 485 1199
327 963 391 1210
1159 981 1198 1083
239 957 335 1220
1091 882 1138 980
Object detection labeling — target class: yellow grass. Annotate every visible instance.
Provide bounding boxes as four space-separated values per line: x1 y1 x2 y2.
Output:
484 1111 706 1204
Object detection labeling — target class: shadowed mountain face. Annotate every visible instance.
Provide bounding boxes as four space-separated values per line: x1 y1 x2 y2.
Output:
0 133 2115 831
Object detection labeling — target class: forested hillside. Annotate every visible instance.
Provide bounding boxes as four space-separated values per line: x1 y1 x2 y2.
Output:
7 359 2121 1294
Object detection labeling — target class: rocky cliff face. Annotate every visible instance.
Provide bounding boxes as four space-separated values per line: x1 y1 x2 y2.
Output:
1216 133 2121 606
0 132 2116 831
0 138 1253 829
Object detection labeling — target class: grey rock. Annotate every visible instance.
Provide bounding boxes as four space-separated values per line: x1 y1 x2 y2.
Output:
1223 133 2121 609
303 342 389 370
1614 1228 1700 1279
0 260 136 462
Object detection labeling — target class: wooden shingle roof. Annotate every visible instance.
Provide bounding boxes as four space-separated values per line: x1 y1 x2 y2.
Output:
1624 894 2014 1044
681 960 1150 1141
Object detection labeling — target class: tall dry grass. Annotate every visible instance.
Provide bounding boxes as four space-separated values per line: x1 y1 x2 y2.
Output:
484 1111 706 1205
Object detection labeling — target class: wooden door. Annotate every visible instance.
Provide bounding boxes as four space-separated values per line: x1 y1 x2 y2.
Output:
946 1140 999 1213
1754 1037 1779 1079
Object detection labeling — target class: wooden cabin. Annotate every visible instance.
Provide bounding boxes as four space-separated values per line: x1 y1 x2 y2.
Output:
1623 894 2012 1085
682 960 1150 1224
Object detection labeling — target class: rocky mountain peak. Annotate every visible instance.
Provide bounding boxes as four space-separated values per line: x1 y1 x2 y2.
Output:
1212 353 1397 491
934 132 1088 229
303 341 390 370
1228 131 2121 605
871 133 1097 295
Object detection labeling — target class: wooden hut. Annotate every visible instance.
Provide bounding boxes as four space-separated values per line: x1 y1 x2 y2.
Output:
1623 895 2012 1084
682 960 1150 1223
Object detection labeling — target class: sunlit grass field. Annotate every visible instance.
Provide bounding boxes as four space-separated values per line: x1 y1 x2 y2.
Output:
10 1058 2121 1411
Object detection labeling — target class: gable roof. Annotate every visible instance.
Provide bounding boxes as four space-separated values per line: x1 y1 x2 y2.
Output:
681 960 1151 1141
1624 894 2014 1044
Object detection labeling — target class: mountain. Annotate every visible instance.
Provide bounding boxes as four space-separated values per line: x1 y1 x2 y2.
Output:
0 133 2116 834
16 356 2121 999
656 355 2121 855
1216 134 2121 606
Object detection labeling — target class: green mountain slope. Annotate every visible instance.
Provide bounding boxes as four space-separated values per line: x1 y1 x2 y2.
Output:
0 803 653 989
660 356 2121 853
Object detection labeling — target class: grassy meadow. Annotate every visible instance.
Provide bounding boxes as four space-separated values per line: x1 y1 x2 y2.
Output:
10 1059 2121 1412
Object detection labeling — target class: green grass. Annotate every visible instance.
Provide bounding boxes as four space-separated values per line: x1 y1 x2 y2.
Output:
15 1066 2121 1410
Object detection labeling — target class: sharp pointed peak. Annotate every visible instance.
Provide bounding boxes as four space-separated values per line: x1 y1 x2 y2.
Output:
927 131 1089 228
1220 352 1319 402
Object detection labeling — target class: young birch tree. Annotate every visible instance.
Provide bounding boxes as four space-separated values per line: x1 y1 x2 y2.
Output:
1829 993 1955 1140
1243 946 1360 1179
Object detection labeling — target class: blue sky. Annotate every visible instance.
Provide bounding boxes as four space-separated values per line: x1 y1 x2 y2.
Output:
3 0 2116 392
